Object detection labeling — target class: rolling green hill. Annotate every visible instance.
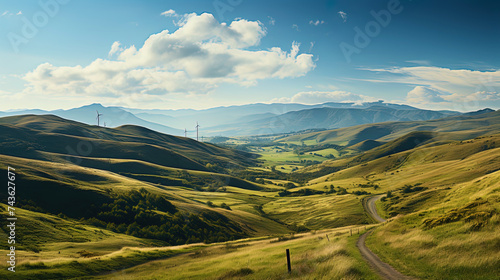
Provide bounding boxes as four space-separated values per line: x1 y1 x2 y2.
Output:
0 114 258 170
0 112 498 279
280 109 500 146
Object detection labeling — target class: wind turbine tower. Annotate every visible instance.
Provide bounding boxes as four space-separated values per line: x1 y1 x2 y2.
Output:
96 110 103 127
195 122 200 141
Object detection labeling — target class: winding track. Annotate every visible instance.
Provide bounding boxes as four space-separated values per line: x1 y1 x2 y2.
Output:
358 195 416 280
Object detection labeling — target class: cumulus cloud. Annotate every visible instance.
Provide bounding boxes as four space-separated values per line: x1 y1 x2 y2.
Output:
108 41 123 57
405 86 500 111
292 24 299 31
272 91 375 104
406 86 448 105
363 66 500 109
309 20 325 26
338 11 347 22
23 13 315 97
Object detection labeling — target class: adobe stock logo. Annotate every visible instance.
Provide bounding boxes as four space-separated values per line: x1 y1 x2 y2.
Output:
340 0 403 63
213 0 243 21
7 0 70 53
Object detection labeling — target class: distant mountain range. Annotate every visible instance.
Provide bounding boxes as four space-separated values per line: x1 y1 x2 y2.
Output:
0 103 182 135
0 101 477 137
281 108 500 146
202 105 460 136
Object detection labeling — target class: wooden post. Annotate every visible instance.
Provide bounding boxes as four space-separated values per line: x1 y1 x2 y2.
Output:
326 234 330 241
286 249 291 273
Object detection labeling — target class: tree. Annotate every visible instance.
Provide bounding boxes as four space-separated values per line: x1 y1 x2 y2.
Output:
220 203 231 210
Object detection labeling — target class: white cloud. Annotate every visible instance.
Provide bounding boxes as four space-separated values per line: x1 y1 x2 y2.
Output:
363 66 500 92
363 66 500 110
405 60 430 66
161 9 177 17
405 86 500 111
1 10 22 17
338 11 347 22
272 91 375 104
309 20 325 26
309 42 315 53
292 24 299 31
108 41 123 57
460 91 500 101
23 13 315 97
406 86 448 105
268 16 275 26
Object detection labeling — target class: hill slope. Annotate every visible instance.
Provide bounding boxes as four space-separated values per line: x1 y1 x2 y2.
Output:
281 109 500 145
0 103 183 135
0 114 257 170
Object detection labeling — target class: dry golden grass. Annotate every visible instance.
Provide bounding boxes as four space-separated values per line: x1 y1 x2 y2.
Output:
95 226 379 280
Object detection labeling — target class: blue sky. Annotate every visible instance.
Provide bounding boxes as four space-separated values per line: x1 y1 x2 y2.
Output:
0 0 499 111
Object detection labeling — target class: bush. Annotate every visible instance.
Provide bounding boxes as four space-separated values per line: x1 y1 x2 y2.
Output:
220 203 231 210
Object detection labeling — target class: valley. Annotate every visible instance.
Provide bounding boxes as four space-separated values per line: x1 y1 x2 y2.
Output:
0 110 499 279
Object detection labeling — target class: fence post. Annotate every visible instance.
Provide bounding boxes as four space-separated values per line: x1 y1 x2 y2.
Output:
326 234 330 241
286 249 291 273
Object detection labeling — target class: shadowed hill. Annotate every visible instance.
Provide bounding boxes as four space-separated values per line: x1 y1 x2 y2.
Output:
0 114 258 170
349 139 384 151
356 131 436 162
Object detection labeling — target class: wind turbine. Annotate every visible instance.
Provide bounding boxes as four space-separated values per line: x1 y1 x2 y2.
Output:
195 122 200 141
96 110 103 127
184 128 187 138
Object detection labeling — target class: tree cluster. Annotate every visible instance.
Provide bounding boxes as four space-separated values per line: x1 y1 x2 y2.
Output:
86 189 245 245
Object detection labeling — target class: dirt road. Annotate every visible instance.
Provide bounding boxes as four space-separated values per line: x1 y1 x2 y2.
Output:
358 195 416 280
365 194 387 223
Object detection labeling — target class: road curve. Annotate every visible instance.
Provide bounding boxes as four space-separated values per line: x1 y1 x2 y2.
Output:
358 195 417 280
365 194 387 223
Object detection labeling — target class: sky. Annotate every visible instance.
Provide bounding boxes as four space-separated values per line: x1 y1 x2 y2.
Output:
0 0 499 112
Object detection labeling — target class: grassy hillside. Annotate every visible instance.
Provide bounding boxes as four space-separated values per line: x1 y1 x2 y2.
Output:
0 114 258 170
280 110 500 146
1 113 498 279
366 170 500 279
94 226 379 280
291 131 500 279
